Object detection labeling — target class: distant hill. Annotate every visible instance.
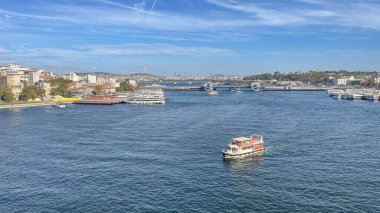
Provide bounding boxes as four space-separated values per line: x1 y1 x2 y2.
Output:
77 71 118 76
126 73 161 78
244 71 379 85
208 74 226 78
77 72 161 79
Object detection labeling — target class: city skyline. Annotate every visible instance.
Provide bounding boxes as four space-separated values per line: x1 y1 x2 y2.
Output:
1 0 380 75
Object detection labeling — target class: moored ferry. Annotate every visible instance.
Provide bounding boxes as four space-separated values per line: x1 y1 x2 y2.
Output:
222 134 265 159
127 90 165 104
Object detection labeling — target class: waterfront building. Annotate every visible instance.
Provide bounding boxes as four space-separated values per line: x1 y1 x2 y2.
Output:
127 79 137 87
38 81 51 97
332 78 348 86
40 72 56 82
66 72 81 82
86 75 97 84
96 77 106 85
28 70 41 85
1 64 31 72
0 73 23 100
106 77 116 84
103 85 116 94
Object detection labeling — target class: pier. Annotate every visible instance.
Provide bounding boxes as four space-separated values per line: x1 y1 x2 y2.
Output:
259 87 327 91
161 86 203 91
73 95 119 105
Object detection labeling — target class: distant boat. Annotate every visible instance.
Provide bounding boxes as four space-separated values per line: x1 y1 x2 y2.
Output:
55 102 66 108
206 83 217 96
208 89 217 96
230 87 241 92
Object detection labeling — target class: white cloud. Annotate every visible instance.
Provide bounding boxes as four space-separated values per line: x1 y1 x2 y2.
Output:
295 0 324 5
2 44 234 59
206 0 380 30
0 0 379 35
264 50 361 57
87 44 234 56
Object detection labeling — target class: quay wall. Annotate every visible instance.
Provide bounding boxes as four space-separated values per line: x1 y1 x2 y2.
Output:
0 102 57 109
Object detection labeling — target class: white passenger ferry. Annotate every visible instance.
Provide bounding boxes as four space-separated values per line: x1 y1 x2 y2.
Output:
222 134 265 159
127 90 165 104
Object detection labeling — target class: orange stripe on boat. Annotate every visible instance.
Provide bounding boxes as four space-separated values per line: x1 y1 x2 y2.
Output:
253 145 264 151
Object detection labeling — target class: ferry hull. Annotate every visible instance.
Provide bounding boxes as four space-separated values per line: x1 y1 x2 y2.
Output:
222 149 265 159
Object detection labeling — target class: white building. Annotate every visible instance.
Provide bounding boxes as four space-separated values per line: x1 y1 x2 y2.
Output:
105 77 116 84
332 78 348 86
28 70 41 85
96 77 106 85
86 75 97 84
70 72 81 82
128 79 137 87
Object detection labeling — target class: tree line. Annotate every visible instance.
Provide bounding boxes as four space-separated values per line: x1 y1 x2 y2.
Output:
244 71 379 86
1 78 137 102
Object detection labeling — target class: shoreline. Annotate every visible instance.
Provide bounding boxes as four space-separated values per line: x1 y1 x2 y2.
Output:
0 102 59 109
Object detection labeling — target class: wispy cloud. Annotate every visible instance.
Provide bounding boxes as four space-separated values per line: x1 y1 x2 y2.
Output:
2 44 234 59
206 0 380 30
1 0 380 74
295 0 324 5
264 50 362 57
1 0 380 39
86 44 234 56
1 0 380 35
97 0 154 15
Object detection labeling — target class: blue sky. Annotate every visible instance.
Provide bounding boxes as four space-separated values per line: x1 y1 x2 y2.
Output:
1 0 380 75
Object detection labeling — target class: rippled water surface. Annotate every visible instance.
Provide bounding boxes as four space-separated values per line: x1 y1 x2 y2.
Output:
1 91 379 212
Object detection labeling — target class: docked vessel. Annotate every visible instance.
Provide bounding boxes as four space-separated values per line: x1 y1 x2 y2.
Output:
348 93 365 100
222 134 265 159
366 93 379 101
127 90 165 104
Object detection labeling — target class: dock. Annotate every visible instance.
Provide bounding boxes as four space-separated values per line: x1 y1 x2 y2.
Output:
72 100 117 105
73 95 119 105
161 86 202 91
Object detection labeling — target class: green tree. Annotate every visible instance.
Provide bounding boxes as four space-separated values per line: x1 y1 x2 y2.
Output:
94 85 104 95
361 80 376 88
116 81 136 92
20 85 45 101
49 78 72 97
0 87 14 102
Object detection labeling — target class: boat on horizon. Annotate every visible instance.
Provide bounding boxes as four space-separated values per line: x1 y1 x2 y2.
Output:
55 102 66 108
230 87 241 93
222 134 265 159
208 90 217 96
